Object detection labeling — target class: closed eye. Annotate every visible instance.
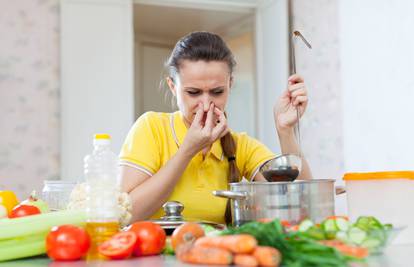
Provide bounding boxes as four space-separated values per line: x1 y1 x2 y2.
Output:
187 90 200 95
211 89 224 95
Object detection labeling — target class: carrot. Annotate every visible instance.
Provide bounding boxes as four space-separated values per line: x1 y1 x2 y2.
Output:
194 234 257 254
175 243 233 265
234 254 258 267
326 215 349 221
319 240 369 259
252 246 281 267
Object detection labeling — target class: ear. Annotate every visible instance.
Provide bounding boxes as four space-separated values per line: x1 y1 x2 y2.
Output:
166 77 176 96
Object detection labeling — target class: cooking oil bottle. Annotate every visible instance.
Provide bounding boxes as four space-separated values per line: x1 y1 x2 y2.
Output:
84 134 120 260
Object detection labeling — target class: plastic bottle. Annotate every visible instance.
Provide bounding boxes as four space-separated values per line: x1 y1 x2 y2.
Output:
84 134 120 260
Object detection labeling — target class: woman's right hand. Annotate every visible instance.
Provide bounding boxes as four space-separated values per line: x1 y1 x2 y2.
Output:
180 103 229 156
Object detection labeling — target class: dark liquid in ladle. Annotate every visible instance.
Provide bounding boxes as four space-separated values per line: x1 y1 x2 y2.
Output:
262 167 299 182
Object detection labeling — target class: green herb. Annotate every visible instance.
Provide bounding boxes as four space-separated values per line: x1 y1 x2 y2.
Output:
222 220 351 267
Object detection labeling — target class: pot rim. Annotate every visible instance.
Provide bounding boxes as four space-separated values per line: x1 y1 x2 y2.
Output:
229 178 336 186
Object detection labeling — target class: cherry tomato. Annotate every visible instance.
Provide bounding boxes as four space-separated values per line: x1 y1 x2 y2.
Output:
98 231 137 260
127 221 166 256
46 225 90 261
280 220 292 228
9 204 40 218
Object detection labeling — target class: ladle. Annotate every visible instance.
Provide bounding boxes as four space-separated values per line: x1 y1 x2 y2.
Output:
290 30 312 157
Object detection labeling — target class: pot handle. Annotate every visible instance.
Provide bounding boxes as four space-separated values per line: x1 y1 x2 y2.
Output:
212 190 248 200
335 186 346 195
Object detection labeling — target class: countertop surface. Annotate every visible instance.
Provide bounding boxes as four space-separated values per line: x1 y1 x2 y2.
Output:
1 244 413 267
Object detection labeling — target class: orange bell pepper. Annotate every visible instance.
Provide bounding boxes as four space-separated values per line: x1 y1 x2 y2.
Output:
0 190 19 216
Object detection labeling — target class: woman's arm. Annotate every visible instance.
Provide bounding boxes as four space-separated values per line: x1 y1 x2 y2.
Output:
121 147 195 222
273 74 312 180
277 128 312 180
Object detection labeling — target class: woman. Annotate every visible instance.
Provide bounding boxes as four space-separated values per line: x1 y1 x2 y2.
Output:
120 31 312 224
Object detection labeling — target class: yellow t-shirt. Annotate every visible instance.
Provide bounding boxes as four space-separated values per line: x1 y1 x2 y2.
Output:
119 111 275 223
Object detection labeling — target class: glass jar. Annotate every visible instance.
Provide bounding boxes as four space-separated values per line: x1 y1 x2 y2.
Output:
42 180 78 211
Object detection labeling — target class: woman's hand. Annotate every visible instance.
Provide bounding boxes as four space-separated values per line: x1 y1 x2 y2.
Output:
274 74 308 133
180 103 229 156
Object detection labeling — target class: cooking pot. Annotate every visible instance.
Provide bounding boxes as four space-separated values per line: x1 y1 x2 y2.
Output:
213 179 340 226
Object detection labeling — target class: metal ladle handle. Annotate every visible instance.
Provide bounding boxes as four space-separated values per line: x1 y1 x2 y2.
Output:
290 31 312 157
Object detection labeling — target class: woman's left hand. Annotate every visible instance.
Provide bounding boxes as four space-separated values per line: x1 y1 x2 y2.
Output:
274 74 308 132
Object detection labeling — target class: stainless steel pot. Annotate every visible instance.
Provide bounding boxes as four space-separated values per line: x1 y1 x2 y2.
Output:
213 179 338 226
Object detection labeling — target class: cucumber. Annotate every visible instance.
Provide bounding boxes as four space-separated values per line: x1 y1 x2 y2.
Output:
348 227 367 245
335 231 348 242
298 219 314 232
355 217 370 231
0 210 86 240
322 219 338 232
361 238 382 249
304 227 326 240
335 218 350 231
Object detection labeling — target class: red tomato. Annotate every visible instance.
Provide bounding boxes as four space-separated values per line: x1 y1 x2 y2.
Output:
127 221 166 256
9 204 40 218
280 220 292 228
98 231 137 260
46 225 90 261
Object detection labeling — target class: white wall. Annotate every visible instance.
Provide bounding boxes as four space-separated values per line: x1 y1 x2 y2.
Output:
139 44 175 115
340 0 414 172
60 0 134 181
255 0 289 152
226 32 256 137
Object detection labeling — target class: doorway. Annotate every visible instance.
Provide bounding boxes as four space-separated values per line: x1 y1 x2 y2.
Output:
133 3 257 136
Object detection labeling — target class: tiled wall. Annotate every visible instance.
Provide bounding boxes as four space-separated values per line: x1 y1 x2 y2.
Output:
0 0 60 199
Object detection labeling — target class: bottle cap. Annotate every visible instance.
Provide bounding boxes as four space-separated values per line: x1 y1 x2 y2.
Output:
94 133 111 140
93 133 111 146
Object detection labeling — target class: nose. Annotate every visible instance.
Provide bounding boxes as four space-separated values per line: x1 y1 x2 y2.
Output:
201 95 213 112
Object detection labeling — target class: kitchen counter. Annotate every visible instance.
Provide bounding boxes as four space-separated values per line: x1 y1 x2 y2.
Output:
1 244 412 267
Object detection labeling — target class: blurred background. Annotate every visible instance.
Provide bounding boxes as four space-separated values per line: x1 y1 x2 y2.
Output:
1 0 414 215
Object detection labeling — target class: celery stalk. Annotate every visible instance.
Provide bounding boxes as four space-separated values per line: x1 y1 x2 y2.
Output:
0 210 86 240
0 240 45 262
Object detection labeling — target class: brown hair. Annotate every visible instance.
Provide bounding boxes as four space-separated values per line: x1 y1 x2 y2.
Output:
166 32 240 224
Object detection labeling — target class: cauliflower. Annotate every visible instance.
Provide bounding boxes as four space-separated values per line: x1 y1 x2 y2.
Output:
67 183 132 227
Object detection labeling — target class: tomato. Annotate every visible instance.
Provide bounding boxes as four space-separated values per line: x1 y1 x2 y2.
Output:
9 204 40 218
46 225 90 261
171 222 205 251
287 225 300 232
280 220 292 228
127 221 166 256
98 231 137 260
